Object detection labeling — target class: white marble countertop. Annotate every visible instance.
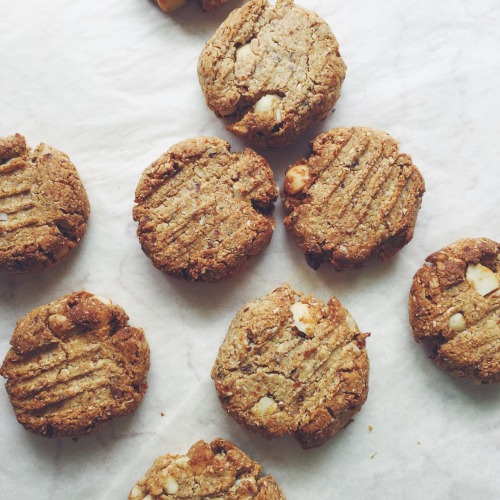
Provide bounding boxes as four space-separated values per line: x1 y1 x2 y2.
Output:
1 1 499 499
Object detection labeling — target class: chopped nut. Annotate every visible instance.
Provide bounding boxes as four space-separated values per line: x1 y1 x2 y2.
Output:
143 495 153 500
284 164 311 194
93 295 112 305
130 485 143 499
0 212 8 221
164 476 179 494
290 302 315 336
48 314 73 334
194 165 206 178
449 312 466 332
254 94 281 114
236 43 253 62
175 456 190 470
156 223 169 232
466 263 499 296
157 0 187 13
345 314 358 332
251 396 278 416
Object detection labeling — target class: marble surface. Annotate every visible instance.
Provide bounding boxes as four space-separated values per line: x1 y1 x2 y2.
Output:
1 0 499 499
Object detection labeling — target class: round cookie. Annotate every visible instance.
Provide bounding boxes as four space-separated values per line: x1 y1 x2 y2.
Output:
282 127 425 270
133 137 277 283
0 292 150 438
0 133 90 273
129 439 285 499
198 0 346 148
156 0 229 13
212 284 369 449
409 238 500 383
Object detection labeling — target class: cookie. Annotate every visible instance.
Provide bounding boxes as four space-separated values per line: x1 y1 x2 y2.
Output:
0 292 150 437
281 127 425 270
409 238 500 384
198 0 346 148
212 284 369 449
0 133 90 273
156 0 229 13
133 137 277 283
129 438 285 499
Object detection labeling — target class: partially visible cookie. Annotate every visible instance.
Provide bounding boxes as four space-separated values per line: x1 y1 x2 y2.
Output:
156 0 229 13
0 292 150 437
409 238 500 383
198 0 346 148
282 127 425 270
133 137 277 283
0 133 90 273
129 438 286 499
212 284 369 449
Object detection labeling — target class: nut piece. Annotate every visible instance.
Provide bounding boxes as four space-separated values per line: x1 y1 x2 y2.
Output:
93 295 112 306
236 43 253 62
164 476 179 494
466 263 499 296
47 314 73 335
284 164 311 194
290 301 315 336
449 313 466 332
129 486 143 499
254 94 281 114
251 396 278 416
174 456 190 470
345 314 359 333
0 212 8 221
157 0 187 13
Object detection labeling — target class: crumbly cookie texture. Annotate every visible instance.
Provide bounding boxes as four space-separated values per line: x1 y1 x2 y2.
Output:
0 133 90 273
133 137 277 283
129 439 286 500
157 0 228 13
212 284 369 449
409 238 500 384
282 127 425 270
198 0 346 148
0 292 150 437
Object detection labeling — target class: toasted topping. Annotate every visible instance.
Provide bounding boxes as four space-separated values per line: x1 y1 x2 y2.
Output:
284 164 311 194
466 263 499 296
448 313 466 332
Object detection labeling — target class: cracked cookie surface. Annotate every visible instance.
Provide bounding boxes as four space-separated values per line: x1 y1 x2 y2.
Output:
409 238 500 383
0 133 90 273
129 438 286 499
0 292 150 437
282 127 425 270
212 284 369 449
133 137 277 283
198 0 346 148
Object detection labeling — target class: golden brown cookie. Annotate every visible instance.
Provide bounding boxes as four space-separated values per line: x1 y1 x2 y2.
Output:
409 238 500 383
0 292 150 438
198 0 346 148
129 439 286 500
212 284 369 449
0 133 90 273
157 0 229 13
282 127 425 270
133 137 277 283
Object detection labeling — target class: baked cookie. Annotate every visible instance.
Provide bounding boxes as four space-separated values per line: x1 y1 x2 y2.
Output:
0 292 150 437
0 133 90 273
156 0 229 13
198 0 346 148
409 238 500 384
129 439 285 499
133 137 277 283
212 284 369 449
282 127 425 270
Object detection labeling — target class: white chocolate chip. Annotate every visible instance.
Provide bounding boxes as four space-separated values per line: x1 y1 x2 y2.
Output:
156 222 169 232
143 495 153 500
290 302 315 336
254 94 281 114
345 314 358 332
236 43 253 62
48 314 72 334
93 295 112 305
0 212 8 221
130 485 143 499
164 476 179 494
175 456 190 470
251 396 278 417
194 165 206 178
157 0 187 13
449 313 466 332
466 263 499 296
284 164 311 195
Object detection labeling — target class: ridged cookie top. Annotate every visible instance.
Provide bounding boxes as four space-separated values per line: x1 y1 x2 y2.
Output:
198 0 346 148
129 439 286 499
0 292 150 437
0 133 90 273
212 284 369 449
282 127 425 270
133 137 277 283
409 238 500 383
